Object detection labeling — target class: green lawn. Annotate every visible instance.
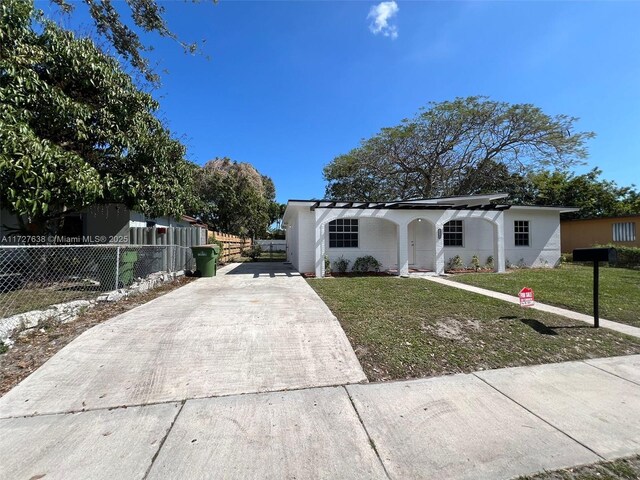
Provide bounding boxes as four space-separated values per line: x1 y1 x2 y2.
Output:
518 455 640 480
450 264 640 327
0 286 100 319
308 277 640 382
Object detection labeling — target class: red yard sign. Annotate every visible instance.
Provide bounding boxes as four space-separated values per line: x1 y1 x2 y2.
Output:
519 287 535 307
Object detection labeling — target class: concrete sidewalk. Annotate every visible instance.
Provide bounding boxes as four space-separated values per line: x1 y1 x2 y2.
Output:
2 264 640 479
422 275 640 339
2 355 640 479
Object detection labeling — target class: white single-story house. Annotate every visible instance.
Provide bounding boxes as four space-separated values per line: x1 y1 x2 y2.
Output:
282 193 578 277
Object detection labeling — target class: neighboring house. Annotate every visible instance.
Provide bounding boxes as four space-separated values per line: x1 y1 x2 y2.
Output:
561 215 639 253
282 194 578 277
0 204 207 245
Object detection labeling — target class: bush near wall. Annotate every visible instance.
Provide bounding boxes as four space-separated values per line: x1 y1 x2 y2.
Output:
596 244 640 268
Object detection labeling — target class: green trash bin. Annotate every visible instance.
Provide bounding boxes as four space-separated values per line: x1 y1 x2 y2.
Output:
97 249 139 290
119 250 138 286
191 244 220 277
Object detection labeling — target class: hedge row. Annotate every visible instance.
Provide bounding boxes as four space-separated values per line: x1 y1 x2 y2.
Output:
565 245 640 268
599 244 640 268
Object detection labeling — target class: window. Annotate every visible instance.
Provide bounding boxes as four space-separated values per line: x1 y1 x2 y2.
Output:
329 219 358 248
443 220 463 247
613 222 636 242
514 220 530 246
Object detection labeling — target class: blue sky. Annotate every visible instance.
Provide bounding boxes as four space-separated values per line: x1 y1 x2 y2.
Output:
56 0 640 203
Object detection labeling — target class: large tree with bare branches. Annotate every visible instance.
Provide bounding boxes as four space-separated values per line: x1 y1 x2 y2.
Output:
323 96 595 201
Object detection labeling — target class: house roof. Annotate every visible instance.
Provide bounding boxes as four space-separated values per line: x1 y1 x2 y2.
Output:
284 194 579 221
287 193 509 207
181 215 208 228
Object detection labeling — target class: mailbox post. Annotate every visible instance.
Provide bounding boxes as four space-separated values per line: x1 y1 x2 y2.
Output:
572 248 617 328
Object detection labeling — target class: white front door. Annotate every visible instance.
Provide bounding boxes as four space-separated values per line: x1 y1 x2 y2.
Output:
408 222 416 265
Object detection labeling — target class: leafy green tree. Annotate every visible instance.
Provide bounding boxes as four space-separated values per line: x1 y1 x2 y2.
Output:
48 0 212 84
0 0 199 233
526 168 640 219
196 158 277 238
324 96 595 200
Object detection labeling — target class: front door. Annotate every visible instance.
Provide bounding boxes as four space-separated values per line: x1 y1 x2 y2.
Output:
408 222 416 265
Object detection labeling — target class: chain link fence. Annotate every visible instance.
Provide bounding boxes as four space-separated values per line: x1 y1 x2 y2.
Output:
0 245 195 319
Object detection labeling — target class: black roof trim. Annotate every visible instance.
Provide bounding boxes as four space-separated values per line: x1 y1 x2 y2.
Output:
311 202 511 212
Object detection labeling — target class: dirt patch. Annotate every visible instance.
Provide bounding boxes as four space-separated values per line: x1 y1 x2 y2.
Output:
422 317 481 341
0 277 194 397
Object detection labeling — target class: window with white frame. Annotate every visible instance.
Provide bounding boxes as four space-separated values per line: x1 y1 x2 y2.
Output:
514 220 530 246
329 219 359 248
613 222 636 242
443 220 463 247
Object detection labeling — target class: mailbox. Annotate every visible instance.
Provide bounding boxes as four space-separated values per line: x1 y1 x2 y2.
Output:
571 247 617 328
573 247 617 264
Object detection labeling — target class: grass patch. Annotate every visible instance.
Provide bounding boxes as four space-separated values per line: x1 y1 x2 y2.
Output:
450 264 640 327
0 286 100 319
308 277 640 381
518 455 640 480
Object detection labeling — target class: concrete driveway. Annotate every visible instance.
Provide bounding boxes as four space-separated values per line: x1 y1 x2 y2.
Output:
0 262 366 417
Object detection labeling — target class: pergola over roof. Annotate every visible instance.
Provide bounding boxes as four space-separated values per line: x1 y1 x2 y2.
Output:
286 194 512 212
286 193 578 214
305 201 511 211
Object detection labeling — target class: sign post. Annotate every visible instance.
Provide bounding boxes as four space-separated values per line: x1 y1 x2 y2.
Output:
519 287 535 308
572 248 617 328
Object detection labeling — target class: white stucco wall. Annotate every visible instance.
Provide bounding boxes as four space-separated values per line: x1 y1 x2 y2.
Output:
504 209 562 267
297 208 317 273
285 207 302 269
323 217 398 272
284 202 562 275
442 218 495 268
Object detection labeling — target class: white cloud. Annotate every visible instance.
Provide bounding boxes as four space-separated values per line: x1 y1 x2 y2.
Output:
368 1 399 39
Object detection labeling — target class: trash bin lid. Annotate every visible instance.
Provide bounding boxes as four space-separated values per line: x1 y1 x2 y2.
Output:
191 244 220 255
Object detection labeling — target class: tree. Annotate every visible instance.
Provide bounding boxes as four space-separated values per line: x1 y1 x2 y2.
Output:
196 158 278 238
0 0 199 233
324 96 595 200
48 0 211 84
525 168 640 219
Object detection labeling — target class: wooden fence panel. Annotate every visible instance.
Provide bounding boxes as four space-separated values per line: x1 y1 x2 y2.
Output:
210 231 252 264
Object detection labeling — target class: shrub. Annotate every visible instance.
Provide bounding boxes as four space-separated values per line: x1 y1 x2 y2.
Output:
0 341 7 355
595 244 640 268
352 255 382 273
486 255 494 269
447 255 464 271
212 239 225 263
471 254 481 271
324 255 331 274
242 244 262 260
333 256 350 273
